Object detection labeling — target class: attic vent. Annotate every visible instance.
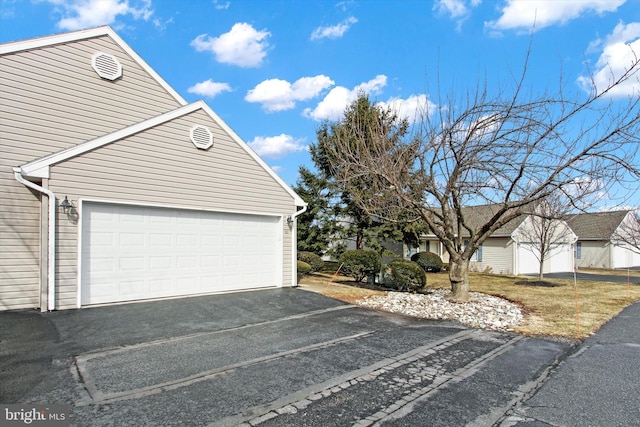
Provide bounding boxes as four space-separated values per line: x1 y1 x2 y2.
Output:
91 52 122 80
190 125 213 150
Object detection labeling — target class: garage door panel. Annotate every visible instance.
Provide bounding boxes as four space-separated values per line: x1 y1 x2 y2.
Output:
81 203 281 306
519 242 573 275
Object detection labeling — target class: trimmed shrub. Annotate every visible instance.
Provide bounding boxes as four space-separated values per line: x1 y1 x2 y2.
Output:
296 261 312 283
297 251 324 272
338 250 381 282
411 251 443 273
388 259 426 291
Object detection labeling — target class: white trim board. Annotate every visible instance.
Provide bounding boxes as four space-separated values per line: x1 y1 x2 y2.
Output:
18 101 306 207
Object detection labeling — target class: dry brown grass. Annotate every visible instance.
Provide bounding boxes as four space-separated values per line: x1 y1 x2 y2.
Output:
299 270 640 340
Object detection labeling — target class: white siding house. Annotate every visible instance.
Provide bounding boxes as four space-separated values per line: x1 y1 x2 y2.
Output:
1 27 305 311
567 211 640 269
405 204 576 276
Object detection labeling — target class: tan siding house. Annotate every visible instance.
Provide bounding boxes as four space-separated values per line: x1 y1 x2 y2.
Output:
567 211 640 269
1 27 305 311
405 204 575 276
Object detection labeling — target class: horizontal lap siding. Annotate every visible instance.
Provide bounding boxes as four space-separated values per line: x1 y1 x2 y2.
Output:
0 170 41 310
471 237 514 275
577 241 610 269
1 35 183 310
1 36 182 152
49 109 295 309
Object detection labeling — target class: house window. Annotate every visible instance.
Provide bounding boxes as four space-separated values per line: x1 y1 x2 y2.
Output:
576 242 582 259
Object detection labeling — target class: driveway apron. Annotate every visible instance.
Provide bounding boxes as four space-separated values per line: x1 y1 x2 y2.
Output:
1 288 569 426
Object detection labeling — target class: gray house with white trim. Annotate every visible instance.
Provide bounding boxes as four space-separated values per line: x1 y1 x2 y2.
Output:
567 210 640 269
1 27 305 311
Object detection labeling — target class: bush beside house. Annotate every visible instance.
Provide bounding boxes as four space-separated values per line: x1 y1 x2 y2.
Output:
339 250 381 282
297 261 312 283
387 259 426 291
297 251 324 272
411 252 443 273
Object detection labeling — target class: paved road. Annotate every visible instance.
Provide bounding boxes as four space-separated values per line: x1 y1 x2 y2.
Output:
530 271 640 284
1 288 569 426
504 301 640 427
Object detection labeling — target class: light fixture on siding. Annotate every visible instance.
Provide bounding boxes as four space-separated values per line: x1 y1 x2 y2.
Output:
60 196 72 214
286 215 294 227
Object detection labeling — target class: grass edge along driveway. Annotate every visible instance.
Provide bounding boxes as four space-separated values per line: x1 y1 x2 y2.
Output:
299 268 640 340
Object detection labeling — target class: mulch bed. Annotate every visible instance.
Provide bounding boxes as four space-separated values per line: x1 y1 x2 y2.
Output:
515 280 563 287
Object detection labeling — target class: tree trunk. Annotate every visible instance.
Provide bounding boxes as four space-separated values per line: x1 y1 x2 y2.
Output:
538 259 545 282
448 258 470 302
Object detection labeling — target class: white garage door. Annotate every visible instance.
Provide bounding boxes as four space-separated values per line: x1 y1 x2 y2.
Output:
518 243 573 275
518 243 540 275
81 202 282 305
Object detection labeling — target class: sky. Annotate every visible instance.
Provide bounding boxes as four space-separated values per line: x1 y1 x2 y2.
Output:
1 0 639 208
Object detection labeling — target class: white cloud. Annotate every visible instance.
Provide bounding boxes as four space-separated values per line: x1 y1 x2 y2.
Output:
433 0 481 29
248 134 308 158
212 0 229 10
153 16 173 31
49 0 153 30
311 16 358 40
486 0 626 33
577 22 640 97
191 22 270 68
303 75 387 121
434 0 468 19
245 75 334 112
378 94 437 124
187 79 232 98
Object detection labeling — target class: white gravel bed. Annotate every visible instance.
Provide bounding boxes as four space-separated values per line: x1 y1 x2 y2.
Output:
356 289 524 332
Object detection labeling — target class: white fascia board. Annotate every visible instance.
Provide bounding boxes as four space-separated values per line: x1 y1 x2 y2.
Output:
0 26 186 106
20 103 202 178
19 101 306 208
197 101 307 208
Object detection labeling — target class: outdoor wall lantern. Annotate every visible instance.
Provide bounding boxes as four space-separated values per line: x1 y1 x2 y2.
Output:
286 215 294 227
60 196 72 215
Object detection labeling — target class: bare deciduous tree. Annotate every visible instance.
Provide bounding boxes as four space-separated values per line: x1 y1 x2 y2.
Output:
612 210 640 255
320 51 640 301
511 196 576 281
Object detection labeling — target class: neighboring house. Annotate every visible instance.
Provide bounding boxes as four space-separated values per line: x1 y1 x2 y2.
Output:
403 204 576 276
566 211 640 269
0 27 306 311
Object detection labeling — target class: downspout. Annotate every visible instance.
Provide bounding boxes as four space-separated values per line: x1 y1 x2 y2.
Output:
290 204 308 287
13 168 56 311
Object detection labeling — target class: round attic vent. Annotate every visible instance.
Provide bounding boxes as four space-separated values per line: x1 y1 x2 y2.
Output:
190 125 213 150
91 52 122 81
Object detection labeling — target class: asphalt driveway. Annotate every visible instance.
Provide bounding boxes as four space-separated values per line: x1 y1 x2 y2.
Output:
534 271 640 283
1 288 569 426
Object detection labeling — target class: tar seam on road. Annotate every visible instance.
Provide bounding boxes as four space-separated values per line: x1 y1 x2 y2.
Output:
73 304 359 405
209 329 481 427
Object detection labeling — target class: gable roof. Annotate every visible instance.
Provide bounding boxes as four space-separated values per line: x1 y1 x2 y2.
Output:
566 210 629 240
5 26 305 208
459 204 531 237
0 26 186 106
16 100 306 207
420 203 534 238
